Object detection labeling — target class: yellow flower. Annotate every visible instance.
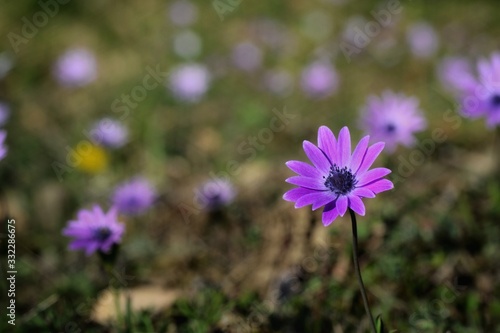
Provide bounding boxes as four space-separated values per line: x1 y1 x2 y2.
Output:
73 142 108 173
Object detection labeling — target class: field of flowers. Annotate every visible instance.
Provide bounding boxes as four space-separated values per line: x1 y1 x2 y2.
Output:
1 0 500 332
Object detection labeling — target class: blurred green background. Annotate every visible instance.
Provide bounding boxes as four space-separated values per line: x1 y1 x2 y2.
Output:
1 0 500 332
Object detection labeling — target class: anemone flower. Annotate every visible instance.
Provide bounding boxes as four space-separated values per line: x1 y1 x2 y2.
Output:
62 205 124 256
283 126 393 333
360 91 427 153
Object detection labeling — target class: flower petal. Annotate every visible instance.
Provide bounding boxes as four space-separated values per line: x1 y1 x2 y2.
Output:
356 142 385 175
365 179 394 194
285 176 326 190
317 126 337 163
352 187 375 198
349 135 370 173
348 195 366 216
286 160 321 178
337 127 351 167
357 167 392 186
336 195 348 217
303 140 331 173
322 202 339 226
295 191 334 209
283 187 315 202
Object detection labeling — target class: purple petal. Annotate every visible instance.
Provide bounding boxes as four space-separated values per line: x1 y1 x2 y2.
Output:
352 188 375 198
283 187 315 202
322 202 339 226
317 126 337 163
286 160 321 178
356 142 385 175
357 167 392 186
285 176 325 190
311 191 336 210
295 192 332 209
349 136 370 173
336 127 351 168
365 179 394 194
336 195 348 216
303 140 331 173
348 195 366 216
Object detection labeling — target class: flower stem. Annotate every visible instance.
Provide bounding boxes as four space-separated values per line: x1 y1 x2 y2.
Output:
349 208 377 333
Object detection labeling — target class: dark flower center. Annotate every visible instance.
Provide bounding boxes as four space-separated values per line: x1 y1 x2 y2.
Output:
385 123 397 133
490 94 500 108
323 164 357 195
94 227 112 241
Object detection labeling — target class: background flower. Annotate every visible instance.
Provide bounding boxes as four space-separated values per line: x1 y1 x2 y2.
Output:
53 48 97 87
90 118 129 149
196 178 236 211
62 205 125 256
360 91 427 153
112 177 156 215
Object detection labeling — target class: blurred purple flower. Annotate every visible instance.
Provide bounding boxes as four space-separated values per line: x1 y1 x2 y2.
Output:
439 53 500 127
231 41 263 72
62 205 125 256
437 56 478 93
196 178 236 210
0 131 7 161
168 63 211 102
168 0 198 27
112 178 156 215
360 91 427 153
53 48 97 87
90 118 128 149
283 126 393 226
301 61 339 99
406 22 439 58
0 102 10 127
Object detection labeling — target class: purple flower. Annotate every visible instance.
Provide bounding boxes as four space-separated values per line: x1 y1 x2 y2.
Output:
440 53 500 127
168 63 211 102
231 41 263 72
53 48 97 87
301 61 339 99
90 118 128 149
406 22 439 58
0 102 10 127
283 126 393 226
196 178 236 210
112 178 156 215
0 131 7 161
471 53 500 126
437 56 478 93
360 91 427 153
62 205 125 256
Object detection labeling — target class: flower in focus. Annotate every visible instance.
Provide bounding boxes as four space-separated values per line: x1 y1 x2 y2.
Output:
53 48 97 87
196 178 236 211
112 177 156 215
74 143 108 173
301 61 339 99
360 91 427 153
90 118 128 149
406 22 439 58
62 205 125 256
168 63 211 102
231 41 263 72
283 126 393 226
0 102 10 127
0 131 7 161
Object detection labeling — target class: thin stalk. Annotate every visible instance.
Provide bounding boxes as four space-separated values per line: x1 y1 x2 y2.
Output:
349 208 377 333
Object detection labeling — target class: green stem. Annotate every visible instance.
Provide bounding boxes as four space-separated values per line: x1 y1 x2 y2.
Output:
349 208 377 333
